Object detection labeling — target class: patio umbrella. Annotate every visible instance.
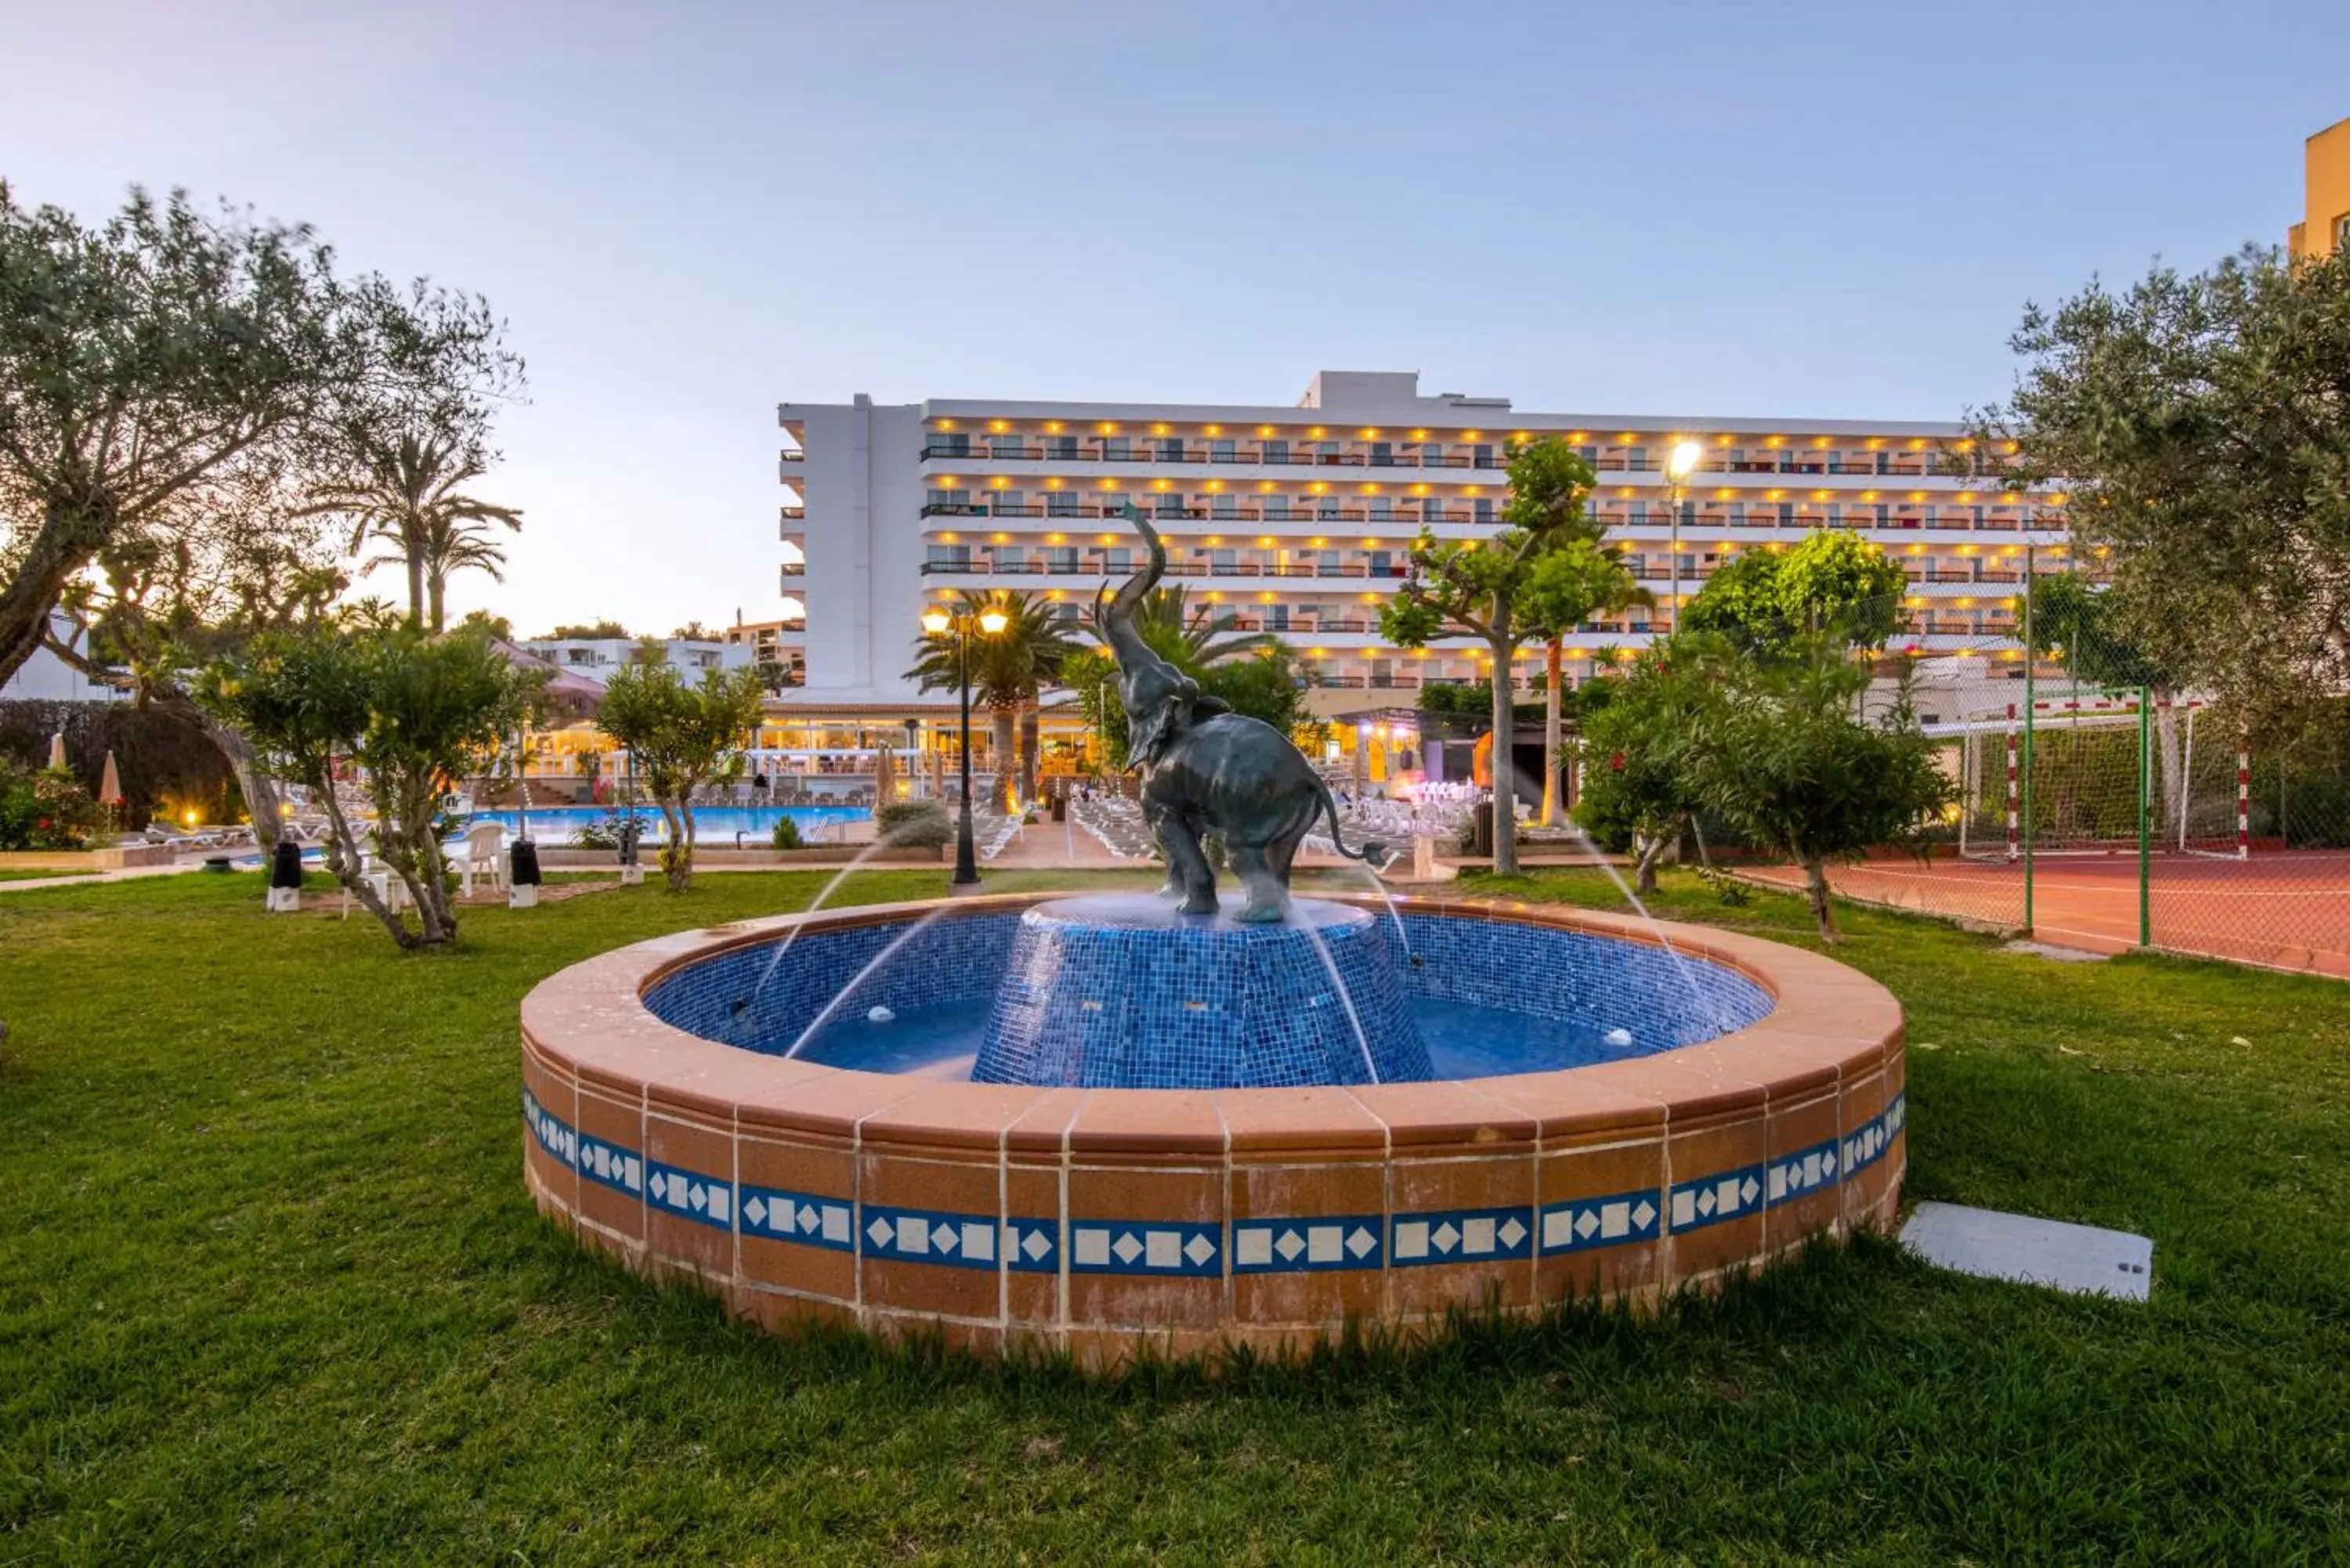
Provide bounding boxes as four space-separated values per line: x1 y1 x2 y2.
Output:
98 750 124 806
47 731 66 771
873 744 895 801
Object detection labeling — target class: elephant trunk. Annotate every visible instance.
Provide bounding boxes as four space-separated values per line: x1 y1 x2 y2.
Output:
1094 506 1171 676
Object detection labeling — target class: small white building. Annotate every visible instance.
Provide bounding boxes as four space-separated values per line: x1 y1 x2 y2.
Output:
0 613 128 704
514 634 751 688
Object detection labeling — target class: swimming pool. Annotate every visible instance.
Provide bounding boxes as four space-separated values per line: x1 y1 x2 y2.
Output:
466 804 870 846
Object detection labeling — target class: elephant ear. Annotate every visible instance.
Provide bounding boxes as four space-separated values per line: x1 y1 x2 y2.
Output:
1191 694 1232 717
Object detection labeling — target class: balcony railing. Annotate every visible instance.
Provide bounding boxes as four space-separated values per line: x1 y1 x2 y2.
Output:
920 443 1509 469
918 558 1406 583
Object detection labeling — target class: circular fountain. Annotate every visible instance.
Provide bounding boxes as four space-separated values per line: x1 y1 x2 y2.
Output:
520 889 1906 1367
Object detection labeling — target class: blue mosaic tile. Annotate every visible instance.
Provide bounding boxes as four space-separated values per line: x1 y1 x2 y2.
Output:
638 902 1777 1089
1232 1216 1384 1272
1390 1207 1534 1266
974 895 1432 1089
739 1185 855 1251
1538 1189 1664 1254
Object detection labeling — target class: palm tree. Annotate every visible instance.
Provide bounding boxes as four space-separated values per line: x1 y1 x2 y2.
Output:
307 431 522 629
1115 583 1278 668
368 511 514 633
906 591 1079 811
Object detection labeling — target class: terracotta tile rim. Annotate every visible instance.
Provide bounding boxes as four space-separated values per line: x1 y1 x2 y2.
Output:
519 891 1900 1158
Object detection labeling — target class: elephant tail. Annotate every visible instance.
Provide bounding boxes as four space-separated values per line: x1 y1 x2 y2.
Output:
1313 777 1387 867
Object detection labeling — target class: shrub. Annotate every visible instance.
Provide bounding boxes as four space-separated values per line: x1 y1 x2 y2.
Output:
0 764 101 850
770 815 804 851
876 798 953 850
574 811 655 851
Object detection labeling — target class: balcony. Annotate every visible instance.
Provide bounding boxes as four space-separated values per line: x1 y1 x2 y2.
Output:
919 443 1510 470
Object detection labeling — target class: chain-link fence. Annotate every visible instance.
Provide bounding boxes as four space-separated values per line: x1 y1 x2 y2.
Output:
1802 677 2347 977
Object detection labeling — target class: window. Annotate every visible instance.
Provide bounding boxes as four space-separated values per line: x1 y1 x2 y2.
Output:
1211 493 1237 518
1047 490 1078 517
1048 434 1077 459
1103 436 1132 461
1262 439 1289 464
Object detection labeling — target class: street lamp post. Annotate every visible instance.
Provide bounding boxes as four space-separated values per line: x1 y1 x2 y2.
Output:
1664 440 1705 631
922 603 1007 887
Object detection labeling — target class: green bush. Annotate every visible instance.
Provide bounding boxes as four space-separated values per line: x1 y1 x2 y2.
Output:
573 811 654 851
876 799 953 850
770 815 804 851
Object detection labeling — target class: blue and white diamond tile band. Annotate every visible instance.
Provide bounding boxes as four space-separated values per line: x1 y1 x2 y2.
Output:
520 1092 1905 1272
1068 1220 1221 1276
1845 1091 1907 1176
1233 1216 1384 1273
739 1185 855 1252
1003 1218 1060 1273
862 1204 1005 1271
1766 1139 1841 1208
1538 1190 1662 1255
646 1160 732 1229
1390 1206 1533 1266
1668 1165 1766 1233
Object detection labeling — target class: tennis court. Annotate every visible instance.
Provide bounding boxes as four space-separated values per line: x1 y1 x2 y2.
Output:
1748 851 2350 977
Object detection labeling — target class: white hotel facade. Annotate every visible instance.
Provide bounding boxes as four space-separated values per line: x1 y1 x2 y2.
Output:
772 370 2072 713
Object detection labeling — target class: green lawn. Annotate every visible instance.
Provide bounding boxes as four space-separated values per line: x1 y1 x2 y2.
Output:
0 869 94 883
2 868 2345 1565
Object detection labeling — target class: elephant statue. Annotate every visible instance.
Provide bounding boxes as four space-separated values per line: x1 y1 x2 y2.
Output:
1094 506 1386 921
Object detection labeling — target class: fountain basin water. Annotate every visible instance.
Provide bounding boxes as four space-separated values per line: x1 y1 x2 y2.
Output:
522 892 1907 1367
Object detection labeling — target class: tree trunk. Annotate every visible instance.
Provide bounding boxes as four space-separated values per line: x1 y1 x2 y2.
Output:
1019 706 1040 807
991 706 1018 813
1541 638 1564 826
0 500 110 689
318 770 421 948
657 796 694 891
407 547 427 627
1633 830 1667 895
1488 638 1518 876
1800 852 1839 941
428 571 446 634
141 685 284 855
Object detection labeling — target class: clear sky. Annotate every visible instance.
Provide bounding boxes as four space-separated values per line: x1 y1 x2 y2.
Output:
5 0 2345 638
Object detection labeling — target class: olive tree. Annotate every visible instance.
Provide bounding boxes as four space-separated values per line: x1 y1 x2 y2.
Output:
1683 637 1951 941
595 664 765 891
1380 439 1604 873
1679 530 1907 654
0 181 521 688
1973 245 2350 722
1572 645 1715 894
199 621 539 947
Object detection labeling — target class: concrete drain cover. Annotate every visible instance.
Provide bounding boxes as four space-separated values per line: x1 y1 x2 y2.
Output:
2001 940 2110 963
1900 1201 2153 1300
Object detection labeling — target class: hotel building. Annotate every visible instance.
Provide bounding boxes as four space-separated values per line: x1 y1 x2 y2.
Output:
775 370 2073 717
2289 114 2350 262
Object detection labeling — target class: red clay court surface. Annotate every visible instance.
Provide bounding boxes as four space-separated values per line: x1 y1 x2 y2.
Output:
1748 851 2350 978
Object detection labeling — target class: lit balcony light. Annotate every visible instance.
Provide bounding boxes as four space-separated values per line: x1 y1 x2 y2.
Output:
978 608 1009 634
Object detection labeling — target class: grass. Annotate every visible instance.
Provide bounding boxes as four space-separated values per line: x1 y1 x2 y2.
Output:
2 866 2345 1565
0 869 94 883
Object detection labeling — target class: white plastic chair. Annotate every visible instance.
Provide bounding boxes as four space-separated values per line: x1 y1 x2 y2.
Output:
451 821 508 897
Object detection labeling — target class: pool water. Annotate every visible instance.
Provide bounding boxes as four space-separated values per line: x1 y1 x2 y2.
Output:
644 903 1775 1089
793 996 1669 1080
467 804 869 846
